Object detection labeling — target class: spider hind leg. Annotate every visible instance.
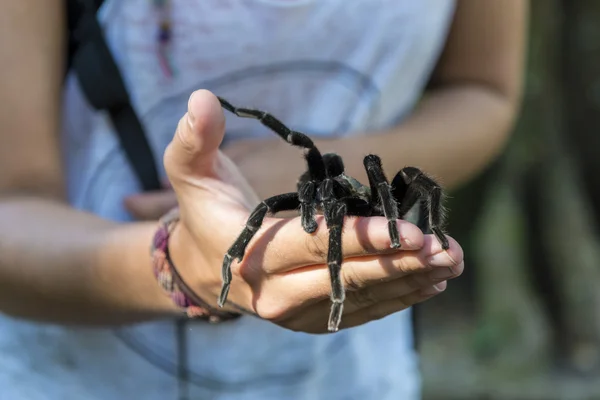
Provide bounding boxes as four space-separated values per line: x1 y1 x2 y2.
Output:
392 167 449 250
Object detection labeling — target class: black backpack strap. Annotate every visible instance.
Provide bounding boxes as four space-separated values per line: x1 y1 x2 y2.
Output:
66 0 161 192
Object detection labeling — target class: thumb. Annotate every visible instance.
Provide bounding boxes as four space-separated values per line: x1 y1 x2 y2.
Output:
164 89 225 182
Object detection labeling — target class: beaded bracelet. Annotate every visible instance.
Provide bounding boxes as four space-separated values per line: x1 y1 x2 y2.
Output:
151 207 241 322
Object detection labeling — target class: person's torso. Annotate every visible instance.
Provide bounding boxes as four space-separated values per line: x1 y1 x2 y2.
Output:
0 1 455 398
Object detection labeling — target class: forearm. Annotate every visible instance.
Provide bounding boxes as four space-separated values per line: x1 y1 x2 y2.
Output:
0 197 180 325
323 84 518 191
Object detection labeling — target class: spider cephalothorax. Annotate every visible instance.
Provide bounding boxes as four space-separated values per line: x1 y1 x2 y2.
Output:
217 97 450 332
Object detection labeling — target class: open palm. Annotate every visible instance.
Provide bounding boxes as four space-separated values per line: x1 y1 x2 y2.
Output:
144 90 464 333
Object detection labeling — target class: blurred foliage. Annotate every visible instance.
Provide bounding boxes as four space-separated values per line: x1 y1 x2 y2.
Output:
418 1 600 398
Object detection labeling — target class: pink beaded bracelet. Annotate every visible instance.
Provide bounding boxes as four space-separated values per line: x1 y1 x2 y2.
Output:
151 208 241 322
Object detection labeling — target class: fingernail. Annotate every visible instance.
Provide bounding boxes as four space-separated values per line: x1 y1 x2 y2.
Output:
187 92 197 127
422 282 446 296
427 251 456 267
428 267 455 281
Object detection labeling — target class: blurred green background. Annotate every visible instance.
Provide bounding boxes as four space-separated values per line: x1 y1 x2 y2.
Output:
418 1 600 398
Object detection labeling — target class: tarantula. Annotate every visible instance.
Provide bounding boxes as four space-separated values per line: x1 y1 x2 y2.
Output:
216 97 450 332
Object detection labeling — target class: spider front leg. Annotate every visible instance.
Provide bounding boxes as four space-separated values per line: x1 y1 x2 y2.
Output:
218 97 329 185
298 181 318 233
363 155 401 249
323 200 348 332
392 167 450 250
218 193 300 307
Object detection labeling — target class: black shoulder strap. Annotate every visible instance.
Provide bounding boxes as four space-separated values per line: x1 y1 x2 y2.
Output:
66 0 161 192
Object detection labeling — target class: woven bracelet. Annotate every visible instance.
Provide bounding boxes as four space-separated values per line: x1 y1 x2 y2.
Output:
151 208 241 322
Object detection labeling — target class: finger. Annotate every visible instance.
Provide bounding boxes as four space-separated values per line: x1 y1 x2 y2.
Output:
163 89 225 183
253 215 426 274
337 234 463 290
338 281 447 330
420 233 464 268
342 261 463 313
281 281 447 333
338 272 440 317
123 190 178 221
261 235 462 311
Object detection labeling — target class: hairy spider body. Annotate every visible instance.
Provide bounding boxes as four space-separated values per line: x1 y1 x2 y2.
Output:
217 97 450 332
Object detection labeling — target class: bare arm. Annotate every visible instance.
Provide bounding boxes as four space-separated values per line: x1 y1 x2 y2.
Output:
0 198 181 323
225 0 528 198
0 1 179 324
322 0 528 189
0 2 455 332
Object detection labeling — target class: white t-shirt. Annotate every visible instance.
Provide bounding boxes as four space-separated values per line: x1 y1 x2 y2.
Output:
0 1 455 399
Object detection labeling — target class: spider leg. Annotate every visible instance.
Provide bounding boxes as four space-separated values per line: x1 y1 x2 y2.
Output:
393 167 449 250
218 97 327 181
315 175 353 332
218 192 300 307
363 154 401 249
415 201 431 234
391 172 421 221
298 181 318 233
344 198 374 217
323 200 348 332
391 172 429 233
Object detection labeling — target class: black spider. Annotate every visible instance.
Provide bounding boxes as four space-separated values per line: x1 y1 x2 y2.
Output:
216 97 450 332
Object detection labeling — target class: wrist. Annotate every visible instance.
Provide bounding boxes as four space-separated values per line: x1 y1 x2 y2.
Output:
164 210 241 316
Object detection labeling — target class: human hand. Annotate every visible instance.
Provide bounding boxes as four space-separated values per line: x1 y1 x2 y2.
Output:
123 181 178 221
122 138 273 221
162 89 464 333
